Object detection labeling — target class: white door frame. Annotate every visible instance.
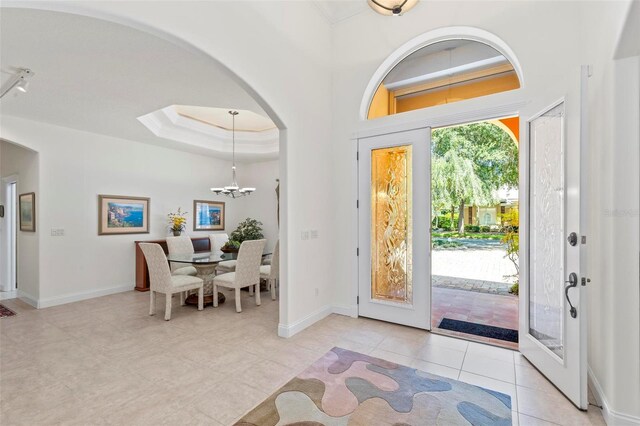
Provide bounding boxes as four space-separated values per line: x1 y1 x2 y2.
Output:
351 98 527 319
1 174 18 294
357 127 431 329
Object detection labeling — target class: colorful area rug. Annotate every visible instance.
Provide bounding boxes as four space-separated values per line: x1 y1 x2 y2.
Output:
236 347 512 425
0 304 16 318
439 318 519 343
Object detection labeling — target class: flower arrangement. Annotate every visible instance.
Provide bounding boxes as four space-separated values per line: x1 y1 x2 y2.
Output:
168 208 188 235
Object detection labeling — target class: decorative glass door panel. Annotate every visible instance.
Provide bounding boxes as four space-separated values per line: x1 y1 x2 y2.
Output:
520 66 590 410
529 103 565 359
370 145 413 304
358 127 430 329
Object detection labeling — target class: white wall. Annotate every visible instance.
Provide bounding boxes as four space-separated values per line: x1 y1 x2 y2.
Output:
0 116 278 307
3 1 335 332
585 2 640 422
236 160 280 253
0 140 39 302
330 0 637 423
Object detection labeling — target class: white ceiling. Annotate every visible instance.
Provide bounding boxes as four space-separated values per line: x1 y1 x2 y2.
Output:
0 8 278 162
312 0 369 24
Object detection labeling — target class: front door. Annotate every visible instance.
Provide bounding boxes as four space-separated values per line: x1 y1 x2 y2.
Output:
519 66 590 409
357 127 431 329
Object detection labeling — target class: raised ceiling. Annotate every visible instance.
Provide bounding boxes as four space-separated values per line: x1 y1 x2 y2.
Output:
0 8 277 161
312 1 369 24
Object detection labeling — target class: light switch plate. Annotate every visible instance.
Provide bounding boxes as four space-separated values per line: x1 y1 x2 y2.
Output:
51 228 65 236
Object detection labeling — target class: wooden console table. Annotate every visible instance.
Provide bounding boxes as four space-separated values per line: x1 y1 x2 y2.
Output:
134 237 211 292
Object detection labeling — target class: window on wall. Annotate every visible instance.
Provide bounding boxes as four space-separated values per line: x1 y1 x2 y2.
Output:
368 39 521 119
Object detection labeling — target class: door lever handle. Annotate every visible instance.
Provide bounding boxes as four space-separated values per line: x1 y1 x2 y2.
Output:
565 272 578 318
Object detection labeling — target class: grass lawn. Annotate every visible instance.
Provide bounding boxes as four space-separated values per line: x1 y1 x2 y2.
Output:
432 231 505 240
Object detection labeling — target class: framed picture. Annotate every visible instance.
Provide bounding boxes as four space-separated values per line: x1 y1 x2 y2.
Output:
193 200 225 231
98 195 149 235
19 192 36 232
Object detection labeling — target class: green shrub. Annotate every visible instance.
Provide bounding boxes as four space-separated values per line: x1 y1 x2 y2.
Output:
509 282 519 295
432 215 453 230
230 218 264 243
480 225 491 233
466 225 480 233
433 239 463 249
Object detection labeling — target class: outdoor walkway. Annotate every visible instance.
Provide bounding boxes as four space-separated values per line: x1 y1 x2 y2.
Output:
432 245 516 284
432 286 519 350
431 244 519 349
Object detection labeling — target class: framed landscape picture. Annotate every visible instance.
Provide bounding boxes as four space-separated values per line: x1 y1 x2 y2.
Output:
193 200 225 231
19 192 36 232
98 195 149 235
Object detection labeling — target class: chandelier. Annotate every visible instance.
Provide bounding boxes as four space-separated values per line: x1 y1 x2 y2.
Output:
210 110 256 198
368 0 418 16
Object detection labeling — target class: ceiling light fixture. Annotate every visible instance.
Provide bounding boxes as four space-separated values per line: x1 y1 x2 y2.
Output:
210 111 256 198
0 68 34 99
368 0 418 16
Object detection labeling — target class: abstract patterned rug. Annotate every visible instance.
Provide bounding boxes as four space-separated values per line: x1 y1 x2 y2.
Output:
236 347 512 425
0 304 16 318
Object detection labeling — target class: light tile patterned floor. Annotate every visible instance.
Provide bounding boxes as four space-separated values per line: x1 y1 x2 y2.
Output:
0 291 604 425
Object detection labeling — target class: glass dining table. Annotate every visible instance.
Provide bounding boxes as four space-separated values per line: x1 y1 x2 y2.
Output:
166 250 271 306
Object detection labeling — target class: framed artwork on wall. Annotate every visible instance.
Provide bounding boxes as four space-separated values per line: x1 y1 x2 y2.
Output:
19 192 36 232
98 195 149 235
193 200 225 231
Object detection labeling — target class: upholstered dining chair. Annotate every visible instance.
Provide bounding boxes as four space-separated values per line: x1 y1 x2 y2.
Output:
260 240 279 300
209 233 236 274
213 239 266 313
139 243 204 320
166 236 197 277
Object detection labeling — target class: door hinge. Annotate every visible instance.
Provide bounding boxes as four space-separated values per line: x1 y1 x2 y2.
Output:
357 247 359 256
581 277 591 286
357 296 359 304
356 151 359 161
356 200 359 209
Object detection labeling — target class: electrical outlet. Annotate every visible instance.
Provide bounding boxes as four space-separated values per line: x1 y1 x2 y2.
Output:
50 228 65 237
301 231 309 240
310 230 318 239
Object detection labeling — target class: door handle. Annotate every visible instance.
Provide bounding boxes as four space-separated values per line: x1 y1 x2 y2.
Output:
565 272 578 318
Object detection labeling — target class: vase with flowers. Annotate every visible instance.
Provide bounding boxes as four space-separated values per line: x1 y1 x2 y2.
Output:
168 208 187 236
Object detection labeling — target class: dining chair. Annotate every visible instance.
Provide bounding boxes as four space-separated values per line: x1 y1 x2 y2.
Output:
166 236 197 277
139 243 204 320
260 240 279 300
213 239 266 313
209 233 236 274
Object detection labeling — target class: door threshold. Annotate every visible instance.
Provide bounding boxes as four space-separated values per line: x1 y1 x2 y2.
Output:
430 327 518 351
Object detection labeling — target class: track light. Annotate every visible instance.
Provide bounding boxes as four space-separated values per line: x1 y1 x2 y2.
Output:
15 80 29 93
0 68 34 99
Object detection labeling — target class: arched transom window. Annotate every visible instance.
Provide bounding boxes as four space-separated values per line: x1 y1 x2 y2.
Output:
368 39 521 119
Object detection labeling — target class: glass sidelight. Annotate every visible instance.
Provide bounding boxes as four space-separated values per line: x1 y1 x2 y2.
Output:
370 145 413 304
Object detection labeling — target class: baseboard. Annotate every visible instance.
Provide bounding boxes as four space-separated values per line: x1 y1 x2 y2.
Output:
332 304 358 318
37 284 134 309
588 366 640 425
17 289 38 308
278 304 333 338
0 290 17 301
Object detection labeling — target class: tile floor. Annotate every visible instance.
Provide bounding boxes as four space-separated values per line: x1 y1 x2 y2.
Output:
0 291 604 425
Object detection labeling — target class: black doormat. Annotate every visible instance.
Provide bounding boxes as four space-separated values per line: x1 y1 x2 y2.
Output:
438 318 518 343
